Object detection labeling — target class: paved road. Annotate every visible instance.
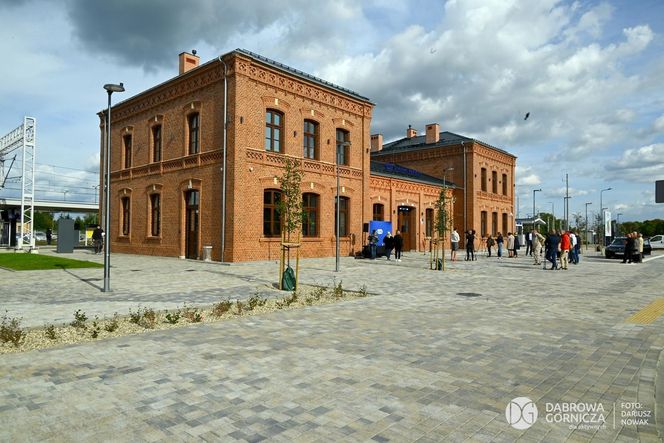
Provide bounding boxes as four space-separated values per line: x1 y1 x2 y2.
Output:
1 248 663 442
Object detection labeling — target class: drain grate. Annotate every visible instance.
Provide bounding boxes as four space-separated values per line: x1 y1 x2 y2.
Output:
457 292 482 297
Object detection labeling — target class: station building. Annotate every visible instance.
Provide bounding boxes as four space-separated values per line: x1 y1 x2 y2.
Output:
99 49 454 262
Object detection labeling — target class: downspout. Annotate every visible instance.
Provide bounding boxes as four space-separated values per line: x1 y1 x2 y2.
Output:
462 140 467 234
218 55 228 262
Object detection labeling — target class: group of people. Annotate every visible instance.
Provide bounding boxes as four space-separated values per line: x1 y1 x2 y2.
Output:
531 228 582 270
368 230 404 262
478 231 521 259
622 232 645 264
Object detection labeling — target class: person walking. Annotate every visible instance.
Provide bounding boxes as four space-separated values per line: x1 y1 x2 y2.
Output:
546 230 561 270
636 233 644 263
92 225 104 254
532 229 545 265
384 232 394 261
568 231 577 264
46 228 52 245
394 230 404 262
496 233 504 259
368 230 378 259
486 234 495 258
622 233 635 264
465 230 476 261
514 234 520 258
507 232 515 258
560 230 571 270
525 230 533 256
450 228 460 261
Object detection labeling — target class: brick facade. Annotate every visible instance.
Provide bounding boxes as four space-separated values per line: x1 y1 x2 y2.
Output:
99 50 450 262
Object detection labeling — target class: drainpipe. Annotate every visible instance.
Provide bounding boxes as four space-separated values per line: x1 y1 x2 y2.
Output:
218 55 228 262
462 140 467 235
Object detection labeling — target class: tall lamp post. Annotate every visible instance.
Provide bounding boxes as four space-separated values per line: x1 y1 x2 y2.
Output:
102 82 125 292
532 188 542 227
600 187 612 246
547 201 554 233
563 196 571 230
335 140 351 272
584 202 592 250
616 213 623 235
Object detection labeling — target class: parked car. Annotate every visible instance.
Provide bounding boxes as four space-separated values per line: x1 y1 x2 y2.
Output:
605 237 652 259
34 231 46 241
649 234 664 249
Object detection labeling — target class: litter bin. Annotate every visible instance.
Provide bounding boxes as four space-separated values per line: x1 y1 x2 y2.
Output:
202 245 213 262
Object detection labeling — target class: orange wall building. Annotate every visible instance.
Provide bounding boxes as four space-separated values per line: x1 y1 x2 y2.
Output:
371 124 517 242
99 49 454 262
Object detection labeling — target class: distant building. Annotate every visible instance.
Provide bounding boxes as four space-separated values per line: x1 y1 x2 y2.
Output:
371 124 517 239
99 50 453 262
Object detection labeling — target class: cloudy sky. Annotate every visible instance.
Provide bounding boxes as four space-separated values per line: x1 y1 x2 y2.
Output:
1 0 663 222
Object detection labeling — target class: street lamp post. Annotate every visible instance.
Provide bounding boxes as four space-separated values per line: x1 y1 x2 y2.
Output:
547 202 554 233
584 202 592 251
616 213 623 235
563 196 571 230
102 82 125 292
335 140 351 272
533 188 542 227
93 184 100 204
600 187 612 246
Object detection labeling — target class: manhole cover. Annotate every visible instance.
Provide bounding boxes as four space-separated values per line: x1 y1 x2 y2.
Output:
457 292 482 297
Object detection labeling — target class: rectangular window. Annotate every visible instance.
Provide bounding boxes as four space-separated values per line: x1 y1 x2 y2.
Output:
492 212 498 236
121 197 130 236
372 203 384 221
263 189 281 237
336 129 350 165
188 113 200 154
123 135 132 169
502 213 508 234
481 211 487 237
336 196 349 236
492 171 497 193
302 193 319 237
265 110 283 152
426 208 434 237
152 125 162 162
303 120 318 159
150 194 160 236
481 168 487 192
502 173 508 195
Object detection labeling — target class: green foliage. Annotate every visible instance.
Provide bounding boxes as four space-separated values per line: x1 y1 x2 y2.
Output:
0 254 103 271
71 309 88 329
434 188 452 239
247 294 267 311
128 308 141 325
45 324 57 340
1 313 26 347
620 219 664 237
278 158 304 239
104 313 119 332
235 300 244 315
33 211 54 231
333 280 344 298
164 310 181 324
90 316 101 338
182 306 203 322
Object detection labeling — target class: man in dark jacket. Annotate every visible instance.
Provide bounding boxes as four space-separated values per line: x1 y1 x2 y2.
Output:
383 232 395 260
394 231 404 262
546 231 561 270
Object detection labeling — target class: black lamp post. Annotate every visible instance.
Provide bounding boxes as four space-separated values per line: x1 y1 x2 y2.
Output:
102 82 125 292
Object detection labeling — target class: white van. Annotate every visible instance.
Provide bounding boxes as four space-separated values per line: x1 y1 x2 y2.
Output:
649 235 664 249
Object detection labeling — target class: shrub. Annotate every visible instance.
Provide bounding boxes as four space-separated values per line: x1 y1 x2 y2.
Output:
333 280 344 298
358 285 368 298
128 308 142 325
183 306 203 323
235 300 244 315
247 294 267 311
104 313 119 332
90 316 101 338
45 324 57 340
311 286 326 301
71 309 88 329
165 310 181 324
140 308 157 329
211 299 232 317
1 313 26 347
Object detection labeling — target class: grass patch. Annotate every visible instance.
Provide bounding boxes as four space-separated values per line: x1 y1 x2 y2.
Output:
0 254 102 271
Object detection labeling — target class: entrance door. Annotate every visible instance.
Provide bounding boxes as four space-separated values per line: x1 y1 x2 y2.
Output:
397 206 416 251
185 190 199 259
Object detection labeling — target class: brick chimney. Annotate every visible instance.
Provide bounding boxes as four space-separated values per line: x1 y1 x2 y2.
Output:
425 123 440 144
370 134 383 152
179 50 200 75
406 125 417 138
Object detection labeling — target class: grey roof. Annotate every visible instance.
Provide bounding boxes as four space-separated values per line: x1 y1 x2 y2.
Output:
372 131 515 158
235 49 372 104
370 161 456 188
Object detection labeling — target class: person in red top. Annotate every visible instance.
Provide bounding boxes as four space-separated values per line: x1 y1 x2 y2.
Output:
560 230 571 270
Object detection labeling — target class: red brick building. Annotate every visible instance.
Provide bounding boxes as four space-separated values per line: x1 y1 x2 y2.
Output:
99 49 453 262
371 124 517 241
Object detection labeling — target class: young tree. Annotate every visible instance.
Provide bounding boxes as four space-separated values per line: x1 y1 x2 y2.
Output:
433 188 452 271
278 158 303 289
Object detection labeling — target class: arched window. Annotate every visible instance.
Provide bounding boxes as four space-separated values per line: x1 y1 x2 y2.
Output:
481 168 487 192
302 193 319 237
263 189 281 237
336 196 350 236
372 203 384 221
123 134 132 169
121 197 131 236
150 194 161 236
336 129 350 165
188 113 200 154
152 125 162 162
303 120 318 159
265 109 283 152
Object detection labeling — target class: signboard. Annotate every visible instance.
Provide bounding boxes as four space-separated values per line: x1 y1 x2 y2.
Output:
368 221 393 246
656 180 664 203
604 210 612 237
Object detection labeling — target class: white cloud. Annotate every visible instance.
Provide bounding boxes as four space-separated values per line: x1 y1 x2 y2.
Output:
605 143 664 183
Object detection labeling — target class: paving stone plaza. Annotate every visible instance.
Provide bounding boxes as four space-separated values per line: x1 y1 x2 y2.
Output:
1 248 663 442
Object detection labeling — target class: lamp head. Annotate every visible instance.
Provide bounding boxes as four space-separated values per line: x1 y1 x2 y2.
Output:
104 83 125 93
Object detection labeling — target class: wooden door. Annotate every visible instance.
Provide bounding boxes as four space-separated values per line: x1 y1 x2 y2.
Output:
185 190 199 259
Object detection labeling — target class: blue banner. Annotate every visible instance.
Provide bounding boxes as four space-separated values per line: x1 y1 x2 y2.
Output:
368 221 393 246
